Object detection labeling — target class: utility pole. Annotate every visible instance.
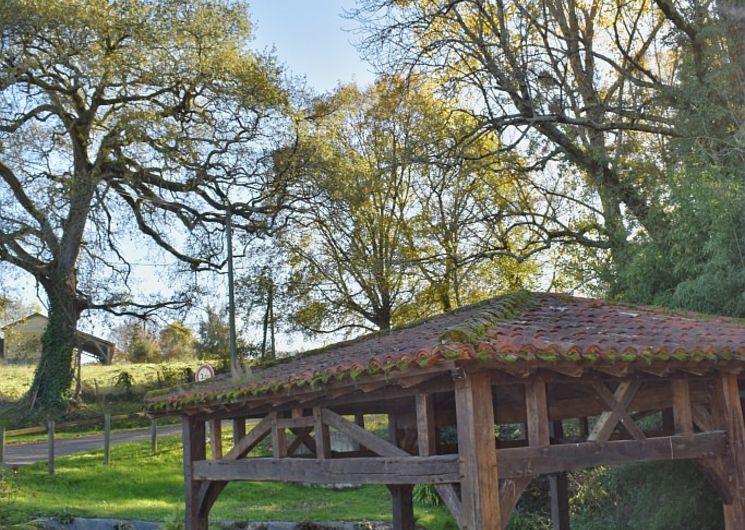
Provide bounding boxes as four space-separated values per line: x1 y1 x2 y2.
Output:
225 202 240 378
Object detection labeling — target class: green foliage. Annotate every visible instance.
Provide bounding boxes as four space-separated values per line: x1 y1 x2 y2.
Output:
0 467 15 502
571 462 723 530
0 0 289 416
27 297 77 418
113 371 135 395
616 166 745 316
158 322 197 361
196 307 251 364
115 321 161 364
413 484 441 507
280 75 539 334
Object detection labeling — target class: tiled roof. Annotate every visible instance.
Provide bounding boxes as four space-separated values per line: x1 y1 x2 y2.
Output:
146 291 745 413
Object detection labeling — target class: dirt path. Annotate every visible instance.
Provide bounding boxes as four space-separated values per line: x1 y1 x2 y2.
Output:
3 424 182 465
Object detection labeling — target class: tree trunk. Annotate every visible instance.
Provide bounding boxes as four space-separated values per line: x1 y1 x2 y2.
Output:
26 270 83 417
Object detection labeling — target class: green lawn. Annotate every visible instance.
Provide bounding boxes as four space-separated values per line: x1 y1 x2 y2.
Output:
0 434 457 530
0 362 199 402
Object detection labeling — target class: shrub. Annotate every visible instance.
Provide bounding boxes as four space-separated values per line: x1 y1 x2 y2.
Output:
413 484 441 507
114 371 135 395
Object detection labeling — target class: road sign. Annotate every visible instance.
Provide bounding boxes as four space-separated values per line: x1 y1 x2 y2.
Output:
195 364 215 382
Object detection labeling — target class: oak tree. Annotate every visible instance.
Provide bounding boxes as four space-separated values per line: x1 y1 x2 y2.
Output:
0 0 290 417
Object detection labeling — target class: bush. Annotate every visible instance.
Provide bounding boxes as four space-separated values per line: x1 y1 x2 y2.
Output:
572 462 723 530
413 484 441 507
0 467 15 501
114 371 135 395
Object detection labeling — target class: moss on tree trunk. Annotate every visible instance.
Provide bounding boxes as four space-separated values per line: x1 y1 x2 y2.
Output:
25 275 81 419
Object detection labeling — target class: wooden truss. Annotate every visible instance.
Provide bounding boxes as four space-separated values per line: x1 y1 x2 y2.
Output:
179 367 745 530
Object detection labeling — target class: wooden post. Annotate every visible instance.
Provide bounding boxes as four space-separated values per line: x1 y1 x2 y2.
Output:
416 394 436 456
714 373 745 528
103 414 111 465
271 418 287 458
210 419 222 460
150 418 158 455
671 379 694 435
387 413 415 530
183 417 208 530
455 370 501 529
549 420 570 530
47 420 55 476
525 382 549 447
313 408 330 459
232 418 246 446
0 427 5 465
388 484 415 530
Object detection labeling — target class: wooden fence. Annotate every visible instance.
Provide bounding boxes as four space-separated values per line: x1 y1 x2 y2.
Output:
1 414 165 474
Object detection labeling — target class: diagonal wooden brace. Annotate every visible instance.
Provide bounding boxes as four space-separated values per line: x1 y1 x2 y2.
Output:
589 381 645 442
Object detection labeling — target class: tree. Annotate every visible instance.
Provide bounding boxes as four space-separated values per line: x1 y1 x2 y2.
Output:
354 0 745 302
112 318 159 363
280 76 540 333
0 0 290 416
354 0 679 270
196 307 251 364
158 321 197 361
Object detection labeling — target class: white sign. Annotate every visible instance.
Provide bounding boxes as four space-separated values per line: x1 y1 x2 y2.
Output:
195 364 215 382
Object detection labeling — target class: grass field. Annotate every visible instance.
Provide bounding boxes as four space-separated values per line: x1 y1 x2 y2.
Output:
0 433 458 530
0 362 199 402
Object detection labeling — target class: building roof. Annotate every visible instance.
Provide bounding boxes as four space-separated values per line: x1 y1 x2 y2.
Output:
1 312 115 362
0 311 47 330
145 291 745 414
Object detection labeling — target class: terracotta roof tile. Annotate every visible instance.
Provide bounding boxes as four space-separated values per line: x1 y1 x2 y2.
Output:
146 291 745 413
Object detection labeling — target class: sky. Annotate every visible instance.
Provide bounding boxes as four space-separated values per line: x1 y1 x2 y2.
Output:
249 0 376 92
6 1 377 351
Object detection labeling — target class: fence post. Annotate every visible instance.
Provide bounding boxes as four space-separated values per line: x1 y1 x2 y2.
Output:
0 427 5 465
150 418 157 455
103 414 111 465
47 420 55 475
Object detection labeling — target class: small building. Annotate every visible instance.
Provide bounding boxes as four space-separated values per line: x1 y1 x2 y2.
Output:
147 291 745 530
0 312 116 365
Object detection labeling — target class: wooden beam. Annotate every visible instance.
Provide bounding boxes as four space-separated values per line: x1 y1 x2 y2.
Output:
455 370 501 529
549 472 570 530
387 413 415 530
588 381 645 442
525 381 550 447
286 427 316 456
500 478 532 529
501 382 550 529
416 394 437 457
193 455 461 484
183 417 207 530
313 407 331 459
388 485 415 530
272 419 287 459
232 418 246 446
194 413 274 519
548 421 570 530
693 404 715 432
276 416 315 429
671 379 694 435
209 419 222 460
226 413 273 460
497 431 726 479
714 373 745 529
416 394 463 528
323 409 408 457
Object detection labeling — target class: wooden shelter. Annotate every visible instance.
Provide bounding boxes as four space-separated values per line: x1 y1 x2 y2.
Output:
1 312 116 364
146 291 745 529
